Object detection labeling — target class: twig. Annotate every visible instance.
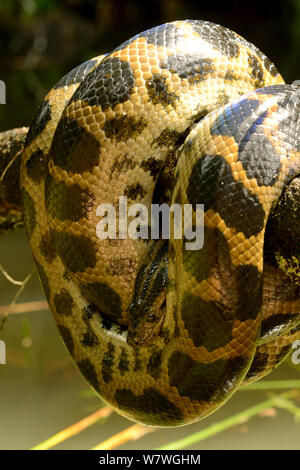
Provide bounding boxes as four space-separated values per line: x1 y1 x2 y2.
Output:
0 148 22 183
243 380 300 390
31 406 113 450
272 396 300 419
0 262 29 285
0 267 34 330
0 300 49 316
92 423 155 450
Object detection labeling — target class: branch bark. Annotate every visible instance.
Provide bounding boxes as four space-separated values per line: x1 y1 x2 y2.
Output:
0 127 28 234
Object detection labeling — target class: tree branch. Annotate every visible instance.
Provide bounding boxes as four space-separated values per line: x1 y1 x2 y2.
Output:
0 127 28 234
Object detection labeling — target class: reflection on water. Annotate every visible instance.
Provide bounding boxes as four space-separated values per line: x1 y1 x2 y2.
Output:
0 229 300 450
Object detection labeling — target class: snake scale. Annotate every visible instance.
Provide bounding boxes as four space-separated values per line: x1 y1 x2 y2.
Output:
20 20 300 426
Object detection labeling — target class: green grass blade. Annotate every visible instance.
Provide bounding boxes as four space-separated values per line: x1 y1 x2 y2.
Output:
243 380 300 390
156 390 299 450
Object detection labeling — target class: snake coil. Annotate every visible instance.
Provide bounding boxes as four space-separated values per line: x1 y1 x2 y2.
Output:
21 20 300 426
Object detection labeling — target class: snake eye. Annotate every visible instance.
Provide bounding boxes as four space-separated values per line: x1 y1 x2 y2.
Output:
147 313 157 322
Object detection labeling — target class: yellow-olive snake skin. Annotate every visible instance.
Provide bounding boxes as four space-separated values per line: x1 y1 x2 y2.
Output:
20 20 300 426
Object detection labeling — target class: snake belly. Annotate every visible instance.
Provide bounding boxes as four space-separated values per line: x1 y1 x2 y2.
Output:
20 20 300 426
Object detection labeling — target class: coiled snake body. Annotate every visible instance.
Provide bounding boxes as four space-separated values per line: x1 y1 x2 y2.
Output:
21 20 300 426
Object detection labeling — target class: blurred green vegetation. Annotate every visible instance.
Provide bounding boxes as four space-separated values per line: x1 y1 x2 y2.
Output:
0 0 300 130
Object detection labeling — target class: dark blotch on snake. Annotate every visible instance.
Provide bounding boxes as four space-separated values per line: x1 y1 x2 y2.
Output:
77 358 100 393
183 226 231 284
118 347 130 374
137 22 184 48
160 53 214 84
110 154 136 176
187 154 265 237
103 115 146 141
277 96 300 152
235 264 263 321
81 307 99 348
81 328 99 348
168 351 247 402
238 110 282 186
146 74 178 107
70 57 135 111
53 59 99 89
39 231 57 263
181 293 232 350
102 341 115 383
45 176 95 222
22 188 36 237
51 231 97 273
49 117 100 174
25 149 47 184
152 129 183 149
248 54 265 88
244 352 269 382
140 157 163 178
133 349 142 372
53 289 74 316
210 98 261 137
254 85 283 96
114 388 183 426
79 281 122 321
57 325 74 355
25 99 52 147
263 57 280 77
124 183 146 200
147 349 163 378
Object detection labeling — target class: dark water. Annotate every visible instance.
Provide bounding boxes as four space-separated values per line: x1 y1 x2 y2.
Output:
0 229 300 450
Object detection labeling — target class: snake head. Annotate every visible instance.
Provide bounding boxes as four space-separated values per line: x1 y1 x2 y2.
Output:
127 297 166 347
127 241 168 348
